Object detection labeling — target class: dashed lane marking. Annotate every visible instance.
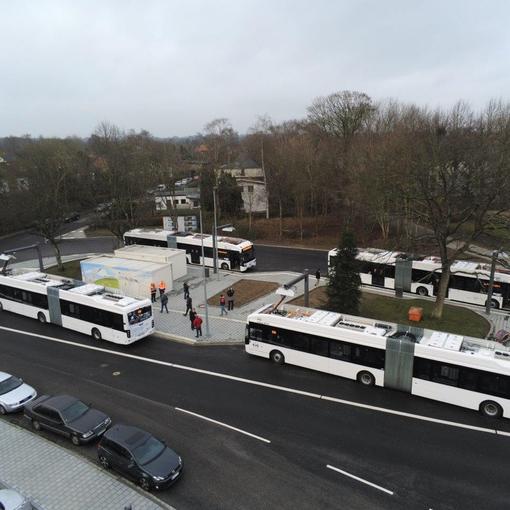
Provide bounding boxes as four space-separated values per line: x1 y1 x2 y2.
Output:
326 464 394 495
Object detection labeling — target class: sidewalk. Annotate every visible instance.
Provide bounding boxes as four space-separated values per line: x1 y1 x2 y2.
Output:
154 266 307 344
0 420 171 510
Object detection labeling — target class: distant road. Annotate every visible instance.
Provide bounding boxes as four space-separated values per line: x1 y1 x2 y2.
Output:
0 228 330 273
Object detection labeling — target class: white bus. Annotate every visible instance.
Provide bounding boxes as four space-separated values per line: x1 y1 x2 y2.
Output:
123 228 256 272
0 270 154 345
328 247 510 309
246 303 510 418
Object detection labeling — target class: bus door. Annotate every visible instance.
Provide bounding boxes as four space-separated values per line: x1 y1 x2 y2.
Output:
371 265 385 287
190 247 201 264
229 252 240 270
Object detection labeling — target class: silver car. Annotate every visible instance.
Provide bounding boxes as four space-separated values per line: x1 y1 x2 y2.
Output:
0 489 31 510
0 371 37 414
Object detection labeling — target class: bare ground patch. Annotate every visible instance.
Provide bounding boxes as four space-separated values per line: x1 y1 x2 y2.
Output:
207 279 280 307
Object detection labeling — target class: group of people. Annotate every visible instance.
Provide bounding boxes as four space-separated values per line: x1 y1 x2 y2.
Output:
150 279 238 338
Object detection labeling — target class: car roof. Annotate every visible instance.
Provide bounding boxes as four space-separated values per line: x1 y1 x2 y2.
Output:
0 371 12 383
104 424 152 450
44 394 79 410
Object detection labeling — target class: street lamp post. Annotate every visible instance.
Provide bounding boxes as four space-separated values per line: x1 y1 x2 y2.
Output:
485 249 499 316
199 207 210 337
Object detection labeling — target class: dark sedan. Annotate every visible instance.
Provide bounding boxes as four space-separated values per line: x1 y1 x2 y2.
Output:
98 424 183 491
24 395 111 445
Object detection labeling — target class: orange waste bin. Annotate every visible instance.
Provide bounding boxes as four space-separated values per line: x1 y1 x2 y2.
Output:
408 307 423 322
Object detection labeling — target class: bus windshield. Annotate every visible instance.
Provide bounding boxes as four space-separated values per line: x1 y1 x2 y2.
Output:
128 306 152 325
241 246 255 263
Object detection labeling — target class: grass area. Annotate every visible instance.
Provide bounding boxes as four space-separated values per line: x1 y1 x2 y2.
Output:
207 279 280 307
45 259 83 280
289 287 490 338
84 226 115 237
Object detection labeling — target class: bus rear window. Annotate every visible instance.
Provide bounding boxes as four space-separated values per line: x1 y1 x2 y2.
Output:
128 306 152 325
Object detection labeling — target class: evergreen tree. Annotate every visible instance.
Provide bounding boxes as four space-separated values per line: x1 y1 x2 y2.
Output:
217 173 243 216
327 231 361 314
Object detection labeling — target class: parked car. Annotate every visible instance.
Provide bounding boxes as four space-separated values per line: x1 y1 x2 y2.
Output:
24 394 111 445
0 371 37 415
0 489 31 510
98 424 183 491
64 212 80 223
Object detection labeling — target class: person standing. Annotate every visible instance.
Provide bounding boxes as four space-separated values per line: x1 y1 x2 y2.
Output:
189 307 197 331
150 282 157 303
219 294 227 316
158 280 166 297
193 314 203 337
227 286 235 311
315 269 321 287
183 282 190 300
183 295 193 316
160 293 169 313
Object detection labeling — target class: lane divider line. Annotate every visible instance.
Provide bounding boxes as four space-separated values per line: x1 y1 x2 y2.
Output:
0 325 509 438
326 464 394 495
175 407 271 443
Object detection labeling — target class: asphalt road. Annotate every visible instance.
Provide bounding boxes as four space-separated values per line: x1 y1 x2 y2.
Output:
1 313 509 510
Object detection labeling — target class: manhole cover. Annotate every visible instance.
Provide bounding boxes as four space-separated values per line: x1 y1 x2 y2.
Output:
112 371 121 376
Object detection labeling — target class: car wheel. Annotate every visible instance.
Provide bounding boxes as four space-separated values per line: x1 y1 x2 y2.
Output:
139 477 151 491
270 350 285 365
480 400 502 418
92 328 102 341
357 371 375 386
32 420 41 431
220 263 229 270
0 405 6 415
416 287 428 297
37 312 47 324
71 434 81 446
99 455 110 469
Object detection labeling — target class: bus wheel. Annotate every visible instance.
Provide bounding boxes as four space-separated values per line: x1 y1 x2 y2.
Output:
416 287 428 297
221 263 229 270
357 371 375 386
270 350 285 365
91 328 102 341
486 299 499 309
480 400 502 418
37 312 47 324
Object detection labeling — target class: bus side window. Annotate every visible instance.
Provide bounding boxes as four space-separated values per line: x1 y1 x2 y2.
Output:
431 362 459 387
330 341 352 362
310 337 329 356
413 357 432 380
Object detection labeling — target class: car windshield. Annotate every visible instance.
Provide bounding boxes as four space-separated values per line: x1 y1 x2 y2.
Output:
61 400 89 422
132 436 165 465
0 376 22 395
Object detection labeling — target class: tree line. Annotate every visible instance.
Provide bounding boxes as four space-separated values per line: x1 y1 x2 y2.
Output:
1 91 510 318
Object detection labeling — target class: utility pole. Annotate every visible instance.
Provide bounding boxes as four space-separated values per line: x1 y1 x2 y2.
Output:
485 249 499 315
199 207 211 337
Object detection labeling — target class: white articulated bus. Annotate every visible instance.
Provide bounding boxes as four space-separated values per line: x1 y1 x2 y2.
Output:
246 303 510 418
123 228 256 272
328 247 510 310
0 271 154 344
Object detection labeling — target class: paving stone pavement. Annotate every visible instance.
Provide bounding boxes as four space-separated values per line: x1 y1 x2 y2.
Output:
153 266 307 344
0 420 172 510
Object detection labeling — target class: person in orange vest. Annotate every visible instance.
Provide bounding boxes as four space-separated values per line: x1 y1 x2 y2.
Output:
150 282 157 303
158 280 166 298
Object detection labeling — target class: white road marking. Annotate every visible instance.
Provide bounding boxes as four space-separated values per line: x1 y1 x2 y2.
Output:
175 407 271 443
1 325 509 438
326 464 394 495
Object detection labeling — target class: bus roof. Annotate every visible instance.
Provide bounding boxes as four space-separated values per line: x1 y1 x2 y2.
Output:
2 270 148 309
249 303 510 366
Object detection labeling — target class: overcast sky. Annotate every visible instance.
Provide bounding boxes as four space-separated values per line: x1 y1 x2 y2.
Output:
1 0 509 138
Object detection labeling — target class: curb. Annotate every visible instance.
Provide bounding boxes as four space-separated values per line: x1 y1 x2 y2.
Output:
154 330 244 346
0 419 174 510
